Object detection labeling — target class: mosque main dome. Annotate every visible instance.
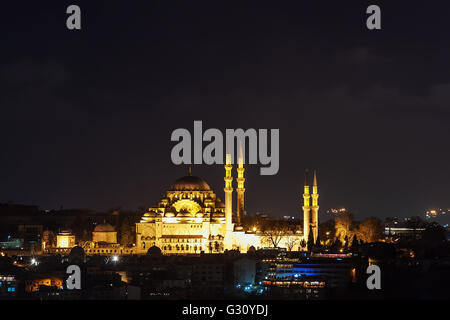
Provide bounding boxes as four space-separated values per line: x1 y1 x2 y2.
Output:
168 175 212 191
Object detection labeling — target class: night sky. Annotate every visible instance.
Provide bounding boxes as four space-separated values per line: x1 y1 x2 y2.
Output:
1 1 449 220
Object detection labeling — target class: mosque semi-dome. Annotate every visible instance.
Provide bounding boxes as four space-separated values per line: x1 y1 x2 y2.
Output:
168 175 212 191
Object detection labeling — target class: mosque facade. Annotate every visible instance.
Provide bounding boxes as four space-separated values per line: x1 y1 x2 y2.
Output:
135 156 320 254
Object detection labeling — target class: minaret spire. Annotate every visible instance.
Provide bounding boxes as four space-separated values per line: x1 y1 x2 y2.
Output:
313 170 317 187
224 153 234 236
311 170 319 243
304 168 309 188
236 143 245 225
312 170 318 203
303 169 311 246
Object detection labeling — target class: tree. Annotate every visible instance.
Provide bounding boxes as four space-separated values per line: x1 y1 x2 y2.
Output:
314 231 322 252
335 212 354 242
299 239 307 251
421 222 445 244
70 215 89 242
285 233 300 251
260 221 289 248
350 235 359 252
330 238 342 253
319 219 335 247
356 217 383 243
119 216 134 245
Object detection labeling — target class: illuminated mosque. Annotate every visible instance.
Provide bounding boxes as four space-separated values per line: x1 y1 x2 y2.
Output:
135 155 320 254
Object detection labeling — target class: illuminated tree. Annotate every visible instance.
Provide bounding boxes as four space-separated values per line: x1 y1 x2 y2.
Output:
260 221 289 248
285 233 300 251
356 217 383 243
334 212 354 242
343 235 349 251
319 219 335 247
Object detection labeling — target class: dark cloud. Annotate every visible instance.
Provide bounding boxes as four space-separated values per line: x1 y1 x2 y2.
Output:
0 1 449 219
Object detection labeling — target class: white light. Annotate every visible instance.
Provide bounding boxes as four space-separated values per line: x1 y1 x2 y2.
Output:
112 255 119 262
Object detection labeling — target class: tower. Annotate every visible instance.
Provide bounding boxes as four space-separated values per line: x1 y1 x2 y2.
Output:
224 153 234 233
311 170 319 243
236 148 245 225
302 169 311 243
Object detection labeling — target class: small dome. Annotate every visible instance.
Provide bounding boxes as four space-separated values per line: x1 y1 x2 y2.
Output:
215 198 225 208
93 223 115 232
169 176 211 191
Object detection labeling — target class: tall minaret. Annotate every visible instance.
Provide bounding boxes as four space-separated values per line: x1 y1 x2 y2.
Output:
302 169 311 243
224 153 234 233
236 146 245 225
311 170 319 243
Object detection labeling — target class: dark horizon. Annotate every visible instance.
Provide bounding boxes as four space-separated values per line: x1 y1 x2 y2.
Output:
1 1 450 219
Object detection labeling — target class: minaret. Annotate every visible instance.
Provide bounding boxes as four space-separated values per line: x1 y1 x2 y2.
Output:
311 170 319 243
236 146 245 225
224 153 234 233
302 169 311 243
